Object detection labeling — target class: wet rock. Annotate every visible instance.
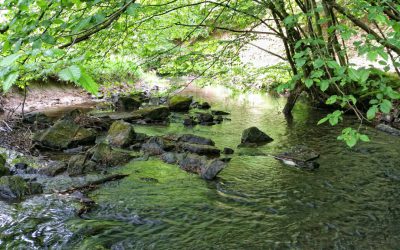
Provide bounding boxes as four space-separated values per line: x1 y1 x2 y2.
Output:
241 127 273 145
168 96 193 112
180 143 220 156
178 154 208 174
177 134 215 146
141 137 175 156
201 159 227 180
135 106 170 122
63 146 85 154
376 124 400 136
106 121 135 148
114 95 142 111
135 133 149 142
183 116 197 126
160 152 185 164
23 112 52 124
90 143 136 167
198 102 211 110
214 115 223 124
196 112 214 125
274 146 319 170
67 155 97 176
276 145 319 162
211 110 230 116
33 120 96 150
223 147 234 154
107 112 142 122
38 161 67 176
0 176 42 200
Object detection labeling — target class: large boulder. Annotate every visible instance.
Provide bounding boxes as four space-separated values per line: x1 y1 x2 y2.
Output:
106 121 135 147
0 176 42 200
180 143 220 156
33 120 96 150
168 96 193 112
114 94 143 111
241 127 273 145
201 159 227 180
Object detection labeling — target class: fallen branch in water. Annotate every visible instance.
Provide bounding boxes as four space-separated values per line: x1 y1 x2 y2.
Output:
57 173 129 217
59 173 129 194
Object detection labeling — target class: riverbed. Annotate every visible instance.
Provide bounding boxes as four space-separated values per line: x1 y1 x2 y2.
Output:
1 85 400 249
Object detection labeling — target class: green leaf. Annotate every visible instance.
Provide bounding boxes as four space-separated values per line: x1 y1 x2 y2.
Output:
58 65 81 82
305 79 313 88
317 117 329 125
367 51 378 61
0 54 21 67
3 72 19 92
77 67 98 95
326 95 338 105
348 68 359 82
320 80 329 92
380 99 392 113
367 106 377 120
359 134 370 142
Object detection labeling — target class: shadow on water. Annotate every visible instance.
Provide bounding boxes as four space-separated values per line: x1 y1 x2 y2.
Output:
1 84 400 249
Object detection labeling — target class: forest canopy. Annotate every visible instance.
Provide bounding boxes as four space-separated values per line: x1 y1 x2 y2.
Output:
1 0 400 146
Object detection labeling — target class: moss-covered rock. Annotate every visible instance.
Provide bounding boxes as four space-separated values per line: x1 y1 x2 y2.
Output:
90 143 136 167
168 96 193 112
135 106 170 121
179 143 220 156
241 127 273 145
67 155 97 176
0 176 42 200
33 120 96 150
106 121 135 147
0 154 5 168
114 95 143 111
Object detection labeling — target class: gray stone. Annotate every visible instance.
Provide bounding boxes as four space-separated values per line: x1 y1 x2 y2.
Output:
201 159 227 180
276 145 319 162
38 161 67 176
178 154 208 174
223 147 234 154
177 134 215 146
241 127 273 145
180 143 220 156
141 137 175 156
376 124 400 136
114 95 142 111
67 155 97 176
106 121 135 147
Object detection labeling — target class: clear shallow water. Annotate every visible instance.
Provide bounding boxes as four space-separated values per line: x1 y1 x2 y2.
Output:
1 85 400 249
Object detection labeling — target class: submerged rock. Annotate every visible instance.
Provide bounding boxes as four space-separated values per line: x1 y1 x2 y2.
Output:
178 154 227 180
196 112 214 125
33 120 96 150
106 121 136 147
180 143 220 156
223 147 234 154
183 116 197 127
211 110 230 116
177 134 215 146
0 176 42 200
201 159 227 180
376 124 400 136
198 102 211 110
241 127 273 145
168 96 193 112
275 145 320 170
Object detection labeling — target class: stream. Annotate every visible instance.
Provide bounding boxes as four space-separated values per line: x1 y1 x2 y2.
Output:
1 85 400 249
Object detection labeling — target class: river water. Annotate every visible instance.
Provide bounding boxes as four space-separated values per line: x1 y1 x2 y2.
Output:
1 85 400 249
